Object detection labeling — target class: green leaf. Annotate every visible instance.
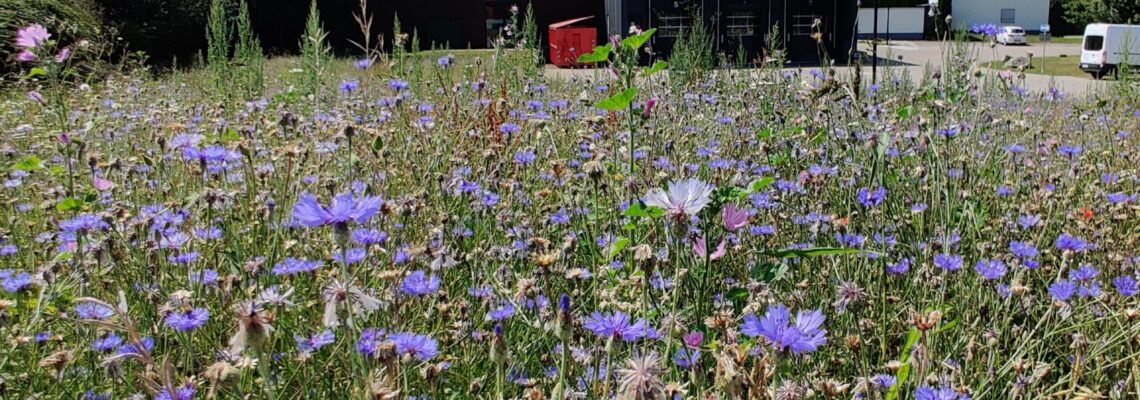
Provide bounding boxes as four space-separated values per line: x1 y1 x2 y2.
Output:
607 237 631 259
56 198 84 212
371 136 383 154
595 88 638 111
577 44 612 63
886 328 922 400
725 287 749 301
624 202 665 218
12 156 44 171
221 128 241 143
750 177 776 192
749 262 788 283
757 127 773 140
642 60 668 76
896 105 913 119
620 28 657 50
27 67 48 78
759 247 866 258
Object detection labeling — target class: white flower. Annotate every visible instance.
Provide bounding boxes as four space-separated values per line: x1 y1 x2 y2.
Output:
643 179 715 220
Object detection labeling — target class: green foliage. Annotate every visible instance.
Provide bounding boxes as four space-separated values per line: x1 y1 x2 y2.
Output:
234 0 263 97
205 0 231 93
668 7 716 86
1059 0 1140 26
298 0 331 105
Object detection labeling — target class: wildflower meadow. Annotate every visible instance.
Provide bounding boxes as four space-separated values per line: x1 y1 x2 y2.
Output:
2 3 1140 400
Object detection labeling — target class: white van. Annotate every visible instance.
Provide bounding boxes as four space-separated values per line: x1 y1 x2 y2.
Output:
1079 24 1140 79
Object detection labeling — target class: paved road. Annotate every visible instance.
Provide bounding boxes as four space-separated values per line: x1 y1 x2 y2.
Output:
546 41 1111 97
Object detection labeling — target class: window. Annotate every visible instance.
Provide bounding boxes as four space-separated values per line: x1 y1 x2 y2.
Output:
1000 9 1015 24
1084 35 1104 51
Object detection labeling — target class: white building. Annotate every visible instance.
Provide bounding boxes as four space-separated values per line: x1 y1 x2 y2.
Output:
952 0 1050 32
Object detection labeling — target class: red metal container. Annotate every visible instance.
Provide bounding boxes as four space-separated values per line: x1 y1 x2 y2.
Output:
549 16 596 68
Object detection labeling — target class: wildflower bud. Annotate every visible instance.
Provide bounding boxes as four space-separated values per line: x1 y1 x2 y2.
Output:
344 125 356 139
204 361 240 384
583 160 605 181
885 360 902 372
844 335 862 352
420 362 443 384
490 324 506 365
641 98 657 119
26 91 45 104
374 341 398 365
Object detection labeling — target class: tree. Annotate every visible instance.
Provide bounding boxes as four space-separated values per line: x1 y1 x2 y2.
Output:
1060 0 1140 27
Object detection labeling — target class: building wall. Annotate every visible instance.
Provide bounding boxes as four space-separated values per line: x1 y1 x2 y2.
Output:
951 0 1049 32
858 7 927 39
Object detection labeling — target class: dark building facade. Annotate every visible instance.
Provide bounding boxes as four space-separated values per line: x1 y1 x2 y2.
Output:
377 0 857 64
615 0 858 64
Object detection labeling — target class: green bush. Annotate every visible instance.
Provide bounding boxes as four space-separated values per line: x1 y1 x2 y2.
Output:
0 0 103 69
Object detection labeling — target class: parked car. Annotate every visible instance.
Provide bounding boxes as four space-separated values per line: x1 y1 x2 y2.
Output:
996 26 1027 45
1080 24 1140 79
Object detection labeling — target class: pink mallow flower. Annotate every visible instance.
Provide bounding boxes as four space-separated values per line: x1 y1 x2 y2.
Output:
722 203 750 231
15 24 51 49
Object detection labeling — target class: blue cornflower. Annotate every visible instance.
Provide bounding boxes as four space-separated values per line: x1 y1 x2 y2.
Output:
1057 145 1083 158
332 248 367 265
352 228 388 245
1107 192 1132 204
1017 214 1040 229
514 149 537 165
1 270 33 292
934 254 963 271
271 257 324 276
296 329 336 353
400 270 440 296
1049 279 1077 301
75 302 115 320
390 332 439 361
672 348 700 368
741 304 828 354
487 303 516 321
357 328 388 356
292 192 383 228
388 79 409 91
1055 233 1088 252
871 374 897 391
60 213 109 233
582 311 649 341
116 336 155 356
914 384 970 400
189 269 219 286
1008 241 1038 259
1113 276 1138 296
164 308 209 331
549 208 571 225
856 187 886 207
974 259 1007 280
155 384 196 400
437 54 454 67
887 258 911 274
499 123 521 134
92 333 124 351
